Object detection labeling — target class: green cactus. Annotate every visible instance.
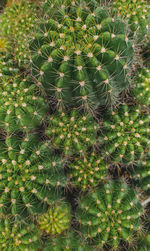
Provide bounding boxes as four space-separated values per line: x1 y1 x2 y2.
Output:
111 0 150 41
99 104 150 164
0 76 48 133
69 152 108 190
45 110 98 156
30 0 134 109
38 200 71 235
0 0 37 67
77 180 144 249
0 134 66 217
0 54 19 77
44 231 94 251
132 68 150 107
0 218 41 250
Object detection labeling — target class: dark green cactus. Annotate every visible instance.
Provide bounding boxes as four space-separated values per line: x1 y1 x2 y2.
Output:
44 231 94 251
99 104 150 163
0 54 19 77
111 0 150 41
0 134 66 217
77 180 144 249
132 68 150 107
38 200 71 235
69 152 108 190
45 110 98 156
0 76 48 133
30 0 134 109
0 218 41 250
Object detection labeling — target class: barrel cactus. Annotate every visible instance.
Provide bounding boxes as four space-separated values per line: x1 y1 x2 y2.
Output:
38 200 71 235
0 54 19 78
0 76 48 133
45 110 98 156
69 152 108 190
99 104 150 163
77 180 144 249
132 68 150 108
0 218 41 250
30 0 134 109
0 134 66 217
111 0 150 41
0 0 37 67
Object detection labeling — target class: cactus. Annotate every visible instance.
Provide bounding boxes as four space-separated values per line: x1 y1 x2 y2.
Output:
0 76 48 133
0 54 19 77
0 134 66 217
77 180 144 249
0 0 37 67
45 110 98 156
44 231 94 251
30 0 134 109
111 0 150 41
69 152 108 190
38 200 71 235
0 218 41 250
99 104 150 164
132 68 150 108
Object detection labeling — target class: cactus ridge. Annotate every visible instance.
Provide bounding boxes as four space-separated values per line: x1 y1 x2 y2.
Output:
38 200 71 236
30 1 134 109
69 152 108 190
0 218 41 251
77 180 144 249
0 76 48 133
0 134 66 217
99 104 150 163
46 110 98 156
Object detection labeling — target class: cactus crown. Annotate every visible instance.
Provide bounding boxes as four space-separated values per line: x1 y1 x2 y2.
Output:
69 152 108 190
99 104 150 163
0 135 66 217
77 180 144 249
38 200 71 235
30 0 133 109
46 110 98 156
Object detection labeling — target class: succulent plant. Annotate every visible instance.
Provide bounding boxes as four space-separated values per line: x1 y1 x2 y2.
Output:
0 0 37 67
0 54 19 77
69 152 108 190
38 200 71 235
111 0 150 41
30 0 134 109
99 104 150 164
0 134 66 217
45 110 98 156
77 180 144 249
44 231 94 251
0 76 48 133
0 218 41 250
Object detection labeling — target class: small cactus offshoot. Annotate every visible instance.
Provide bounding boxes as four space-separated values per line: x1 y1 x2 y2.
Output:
99 104 150 163
69 152 108 190
46 110 98 156
0 218 41 250
0 134 66 217
38 200 71 235
77 180 144 249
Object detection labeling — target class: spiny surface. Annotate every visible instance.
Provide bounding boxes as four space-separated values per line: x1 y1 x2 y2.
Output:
77 180 144 249
46 110 98 156
99 104 150 163
0 135 66 217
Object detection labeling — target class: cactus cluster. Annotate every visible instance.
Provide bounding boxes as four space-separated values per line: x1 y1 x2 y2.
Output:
0 76 48 133
99 104 150 163
77 180 144 249
38 200 71 235
0 134 66 217
30 1 134 108
111 0 150 41
132 68 150 108
0 218 41 250
46 110 98 156
69 152 108 190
